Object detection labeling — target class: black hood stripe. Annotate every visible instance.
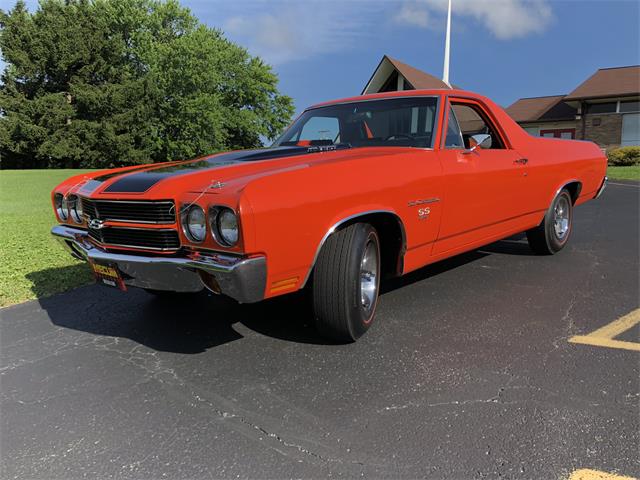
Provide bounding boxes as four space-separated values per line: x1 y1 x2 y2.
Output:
95 145 348 194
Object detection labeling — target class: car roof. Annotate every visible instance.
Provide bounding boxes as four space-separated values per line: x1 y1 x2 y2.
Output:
307 89 481 110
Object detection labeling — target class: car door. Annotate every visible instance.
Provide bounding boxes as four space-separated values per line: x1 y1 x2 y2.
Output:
434 97 528 255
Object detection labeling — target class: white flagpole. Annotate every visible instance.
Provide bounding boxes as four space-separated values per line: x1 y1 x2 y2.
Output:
442 0 452 88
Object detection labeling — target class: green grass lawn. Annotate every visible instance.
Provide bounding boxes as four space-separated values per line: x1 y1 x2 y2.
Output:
0 169 96 307
607 165 640 181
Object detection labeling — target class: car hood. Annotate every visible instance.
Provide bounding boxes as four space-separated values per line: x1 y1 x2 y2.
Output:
73 145 417 198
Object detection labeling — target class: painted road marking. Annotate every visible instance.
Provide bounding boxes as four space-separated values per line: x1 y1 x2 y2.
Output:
569 308 640 352
568 468 637 480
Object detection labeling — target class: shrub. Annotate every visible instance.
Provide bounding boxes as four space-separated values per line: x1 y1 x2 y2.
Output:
607 146 640 166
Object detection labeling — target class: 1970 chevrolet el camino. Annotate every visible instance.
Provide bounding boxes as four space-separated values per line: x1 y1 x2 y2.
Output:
51 89 607 341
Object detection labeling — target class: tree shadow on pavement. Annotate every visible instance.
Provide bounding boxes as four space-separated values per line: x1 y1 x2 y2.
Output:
29 234 533 353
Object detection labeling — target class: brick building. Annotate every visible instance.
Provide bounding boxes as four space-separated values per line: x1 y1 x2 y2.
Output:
363 56 639 149
505 66 640 148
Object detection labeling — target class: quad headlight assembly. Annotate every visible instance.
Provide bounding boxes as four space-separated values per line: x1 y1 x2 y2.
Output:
210 206 239 247
182 205 207 242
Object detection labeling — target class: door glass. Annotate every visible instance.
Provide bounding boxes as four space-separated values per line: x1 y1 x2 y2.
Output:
444 107 464 148
451 103 504 149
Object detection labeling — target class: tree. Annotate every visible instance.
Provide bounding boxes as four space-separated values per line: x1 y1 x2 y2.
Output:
0 0 294 169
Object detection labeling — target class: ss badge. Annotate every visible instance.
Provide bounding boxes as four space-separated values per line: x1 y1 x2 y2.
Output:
418 207 431 220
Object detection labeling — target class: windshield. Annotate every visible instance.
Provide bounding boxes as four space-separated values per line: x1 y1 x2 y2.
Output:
273 97 439 149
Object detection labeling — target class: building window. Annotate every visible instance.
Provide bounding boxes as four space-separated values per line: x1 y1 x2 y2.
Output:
620 100 640 113
586 102 617 114
540 129 576 139
523 127 539 136
621 113 640 146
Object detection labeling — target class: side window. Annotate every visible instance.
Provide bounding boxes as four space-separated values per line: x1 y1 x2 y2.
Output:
451 103 505 149
299 116 340 141
444 107 464 148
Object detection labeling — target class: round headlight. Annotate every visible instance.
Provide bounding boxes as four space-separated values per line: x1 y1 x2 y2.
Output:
55 193 68 221
68 195 83 223
185 205 206 242
216 208 238 246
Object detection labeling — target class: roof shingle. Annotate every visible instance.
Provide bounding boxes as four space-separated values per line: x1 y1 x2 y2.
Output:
564 66 640 101
505 95 567 123
385 56 453 90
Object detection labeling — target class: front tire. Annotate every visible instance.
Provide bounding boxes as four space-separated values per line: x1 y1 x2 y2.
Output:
526 188 573 255
312 223 381 342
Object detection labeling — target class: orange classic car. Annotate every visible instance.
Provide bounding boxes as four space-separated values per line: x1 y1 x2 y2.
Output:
51 89 607 341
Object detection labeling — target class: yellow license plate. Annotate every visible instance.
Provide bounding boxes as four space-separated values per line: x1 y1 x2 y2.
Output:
90 261 127 291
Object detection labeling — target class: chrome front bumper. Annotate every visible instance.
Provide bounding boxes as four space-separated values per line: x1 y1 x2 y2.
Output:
51 225 266 303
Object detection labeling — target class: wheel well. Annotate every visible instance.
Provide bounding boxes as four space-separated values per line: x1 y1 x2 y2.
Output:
563 181 582 204
334 212 406 279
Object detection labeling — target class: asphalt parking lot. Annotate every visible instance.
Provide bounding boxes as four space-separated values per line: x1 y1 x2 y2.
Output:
1 182 639 480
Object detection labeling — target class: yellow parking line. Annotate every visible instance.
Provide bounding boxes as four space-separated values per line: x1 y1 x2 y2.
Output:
569 336 640 352
568 468 637 480
568 308 640 352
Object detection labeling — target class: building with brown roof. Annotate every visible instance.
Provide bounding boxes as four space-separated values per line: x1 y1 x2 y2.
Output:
506 66 639 148
362 55 453 94
363 57 639 148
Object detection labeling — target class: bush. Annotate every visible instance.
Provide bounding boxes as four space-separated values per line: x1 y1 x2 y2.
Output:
607 146 640 166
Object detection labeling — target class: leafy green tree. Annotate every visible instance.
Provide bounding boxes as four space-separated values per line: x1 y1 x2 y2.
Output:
0 0 294 169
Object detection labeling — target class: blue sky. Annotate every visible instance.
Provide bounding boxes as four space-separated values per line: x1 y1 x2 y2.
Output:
2 0 639 113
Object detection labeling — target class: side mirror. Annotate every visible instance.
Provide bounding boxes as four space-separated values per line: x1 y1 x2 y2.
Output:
464 134 492 153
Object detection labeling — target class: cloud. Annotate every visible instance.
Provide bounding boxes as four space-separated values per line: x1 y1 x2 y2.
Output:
202 0 554 66
222 1 380 65
393 2 432 28
394 0 554 39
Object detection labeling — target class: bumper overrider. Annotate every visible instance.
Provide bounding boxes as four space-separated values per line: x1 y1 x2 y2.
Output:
51 225 266 303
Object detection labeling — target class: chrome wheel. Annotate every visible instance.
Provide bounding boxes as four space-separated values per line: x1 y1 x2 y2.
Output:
359 238 379 316
553 196 570 240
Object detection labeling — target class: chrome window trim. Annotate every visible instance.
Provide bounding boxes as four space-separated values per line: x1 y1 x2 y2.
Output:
442 104 465 149
304 94 440 111
296 95 441 150
441 94 513 150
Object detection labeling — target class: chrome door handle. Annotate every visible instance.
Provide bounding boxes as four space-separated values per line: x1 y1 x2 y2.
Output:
514 158 528 165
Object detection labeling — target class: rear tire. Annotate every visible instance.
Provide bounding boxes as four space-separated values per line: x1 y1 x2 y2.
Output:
312 223 381 342
526 188 573 255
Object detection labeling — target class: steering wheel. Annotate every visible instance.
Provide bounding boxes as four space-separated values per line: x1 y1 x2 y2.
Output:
385 133 413 141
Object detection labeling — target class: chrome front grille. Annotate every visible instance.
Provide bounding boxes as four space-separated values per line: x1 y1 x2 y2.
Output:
88 227 180 251
81 199 176 224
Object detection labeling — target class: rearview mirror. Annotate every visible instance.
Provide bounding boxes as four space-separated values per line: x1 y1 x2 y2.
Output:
464 134 492 153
